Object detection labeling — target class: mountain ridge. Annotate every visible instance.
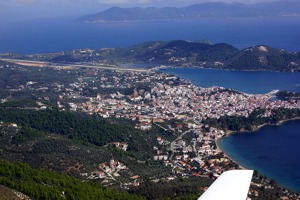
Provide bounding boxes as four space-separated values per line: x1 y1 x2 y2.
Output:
77 0 300 23
3 40 299 72
128 40 300 71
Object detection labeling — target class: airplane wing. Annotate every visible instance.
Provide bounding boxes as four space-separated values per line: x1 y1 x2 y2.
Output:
198 170 253 200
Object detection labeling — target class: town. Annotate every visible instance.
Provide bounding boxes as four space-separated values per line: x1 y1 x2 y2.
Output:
1 61 300 199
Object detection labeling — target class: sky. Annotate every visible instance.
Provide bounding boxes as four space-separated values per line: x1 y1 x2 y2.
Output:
0 0 279 21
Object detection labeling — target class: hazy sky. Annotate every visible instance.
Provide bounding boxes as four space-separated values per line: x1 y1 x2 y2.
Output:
0 0 279 20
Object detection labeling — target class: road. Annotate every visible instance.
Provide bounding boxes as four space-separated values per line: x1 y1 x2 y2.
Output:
169 129 193 161
153 122 169 131
1 58 149 72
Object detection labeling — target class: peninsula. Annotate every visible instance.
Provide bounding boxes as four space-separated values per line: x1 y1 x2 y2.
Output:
1 40 300 72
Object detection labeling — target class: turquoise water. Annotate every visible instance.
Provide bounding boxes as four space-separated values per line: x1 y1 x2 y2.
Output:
218 120 300 193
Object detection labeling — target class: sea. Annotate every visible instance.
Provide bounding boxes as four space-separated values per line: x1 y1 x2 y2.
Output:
163 68 300 94
1 16 300 193
0 16 300 54
218 120 300 194
162 67 300 193
163 67 300 193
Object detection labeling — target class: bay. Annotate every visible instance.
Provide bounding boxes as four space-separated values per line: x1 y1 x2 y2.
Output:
163 67 300 193
2 13 300 194
218 120 300 193
164 68 300 94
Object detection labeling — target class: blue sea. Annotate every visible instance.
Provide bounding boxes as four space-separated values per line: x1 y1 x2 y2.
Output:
1 16 300 193
218 120 300 193
165 67 300 193
164 68 300 94
0 16 300 54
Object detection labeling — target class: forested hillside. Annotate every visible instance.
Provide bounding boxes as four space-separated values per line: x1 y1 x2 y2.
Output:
0 159 144 200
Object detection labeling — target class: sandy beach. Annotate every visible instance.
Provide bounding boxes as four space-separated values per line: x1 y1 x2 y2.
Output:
215 138 248 170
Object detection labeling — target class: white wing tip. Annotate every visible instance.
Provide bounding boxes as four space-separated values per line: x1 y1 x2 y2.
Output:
198 170 254 200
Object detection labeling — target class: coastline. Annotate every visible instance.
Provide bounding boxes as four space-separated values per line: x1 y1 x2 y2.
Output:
162 66 300 175
216 118 300 194
224 117 300 137
152 64 298 73
215 138 248 170
218 117 300 168
159 67 300 95
160 64 300 195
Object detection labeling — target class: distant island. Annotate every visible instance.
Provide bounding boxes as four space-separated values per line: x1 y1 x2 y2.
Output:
2 40 300 72
77 0 300 23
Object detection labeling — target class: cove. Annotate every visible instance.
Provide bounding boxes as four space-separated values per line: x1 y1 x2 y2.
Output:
164 68 300 94
218 120 300 193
